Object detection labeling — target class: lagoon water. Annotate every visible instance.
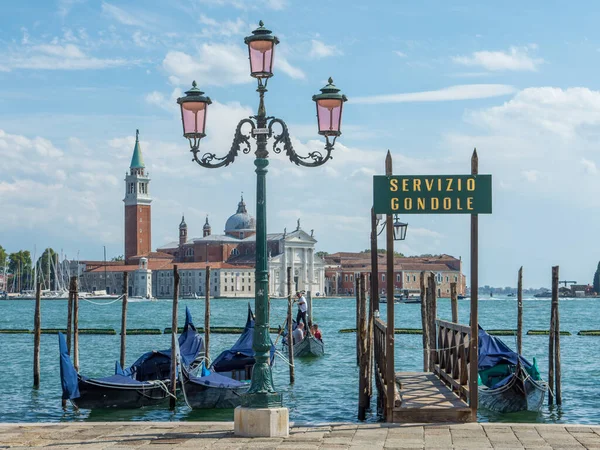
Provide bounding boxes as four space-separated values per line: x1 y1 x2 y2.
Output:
0 296 597 424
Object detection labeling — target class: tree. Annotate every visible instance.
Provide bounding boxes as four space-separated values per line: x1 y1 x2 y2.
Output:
315 251 329 259
361 249 405 257
111 255 124 262
37 248 58 290
594 261 600 294
8 250 33 292
0 245 7 268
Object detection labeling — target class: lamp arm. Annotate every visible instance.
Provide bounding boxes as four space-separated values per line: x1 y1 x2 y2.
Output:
191 118 255 169
268 118 336 168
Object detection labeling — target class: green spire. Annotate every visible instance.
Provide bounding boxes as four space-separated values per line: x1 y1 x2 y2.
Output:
130 129 145 169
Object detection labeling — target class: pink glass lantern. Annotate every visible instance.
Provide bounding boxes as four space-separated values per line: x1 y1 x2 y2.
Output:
244 21 279 79
176 81 212 140
312 78 348 136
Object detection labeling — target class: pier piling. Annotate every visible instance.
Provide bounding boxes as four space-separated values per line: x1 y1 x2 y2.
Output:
66 283 73 355
356 277 360 365
552 266 562 405
450 282 458 323
205 266 211 362
420 271 429 371
120 272 128 369
286 266 295 384
517 267 523 355
170 265 179 409
358 273 368 421
72 276 79 372
33 282 41 388
427 272 437 370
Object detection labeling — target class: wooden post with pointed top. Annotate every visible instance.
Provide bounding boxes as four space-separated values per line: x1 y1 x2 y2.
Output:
120 272 128 369
469 148 479 421
170 265 179 409
385 150 395 421
33 282 41 388
427 272 437 370
450 282 458 323
358 273 368 420
72 276 79 372
66 281 74 355
420 271 429 371
286 266 295 384
517 267 523 355
356 276 361 365
205 266 211 362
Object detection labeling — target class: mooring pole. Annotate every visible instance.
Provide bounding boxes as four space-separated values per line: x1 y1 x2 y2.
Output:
469 148 479 421
33 281 41 388
205 266 211 362
73 276 79 372
385 150 395 422
286 266 295 384
450 281 458 323
307 290 313 326
120 272 128 369
427 272 437 371
517 267 523 355
66 283 73 356
358 273 368 421
420 271 429 371
356 276 360 365
370 208 380 312
170 265 179 409
554 268 562 406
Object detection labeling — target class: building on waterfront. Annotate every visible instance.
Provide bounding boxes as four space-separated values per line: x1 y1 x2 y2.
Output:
323 252 465 298
77 130 326 298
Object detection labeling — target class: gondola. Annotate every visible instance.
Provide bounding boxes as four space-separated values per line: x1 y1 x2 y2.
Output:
478 326 547 413
282 320 325 357
59 307 204 409
177 305 273 409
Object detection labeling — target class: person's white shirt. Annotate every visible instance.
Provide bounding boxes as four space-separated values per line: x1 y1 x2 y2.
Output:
298 294 307 313
292 327 304 344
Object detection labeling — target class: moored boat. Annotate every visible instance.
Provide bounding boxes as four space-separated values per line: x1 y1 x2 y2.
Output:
59 307 203 409
478 326 547 413
293 334 324 357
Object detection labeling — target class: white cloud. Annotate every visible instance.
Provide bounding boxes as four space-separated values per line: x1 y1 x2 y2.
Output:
582 158 598 174
352 84 516 104
394 51 407 57
522 170 540 182
277 56 306 80
101 2 145 27
198 15 249 37
309 40 341 59
194 0 286 9
453 45 543 72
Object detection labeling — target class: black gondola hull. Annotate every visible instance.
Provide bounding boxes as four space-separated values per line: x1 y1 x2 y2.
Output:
181 372 248 409
72 377 170 409
478 369 547 413
293 335 324 357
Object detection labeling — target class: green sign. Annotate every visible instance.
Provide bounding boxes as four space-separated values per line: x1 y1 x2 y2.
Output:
373 175 492 214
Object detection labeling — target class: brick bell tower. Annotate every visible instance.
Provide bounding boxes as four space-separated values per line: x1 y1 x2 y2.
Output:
124 129 152 264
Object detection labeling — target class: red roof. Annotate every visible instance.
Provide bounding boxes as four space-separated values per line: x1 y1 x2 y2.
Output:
87 261 252 273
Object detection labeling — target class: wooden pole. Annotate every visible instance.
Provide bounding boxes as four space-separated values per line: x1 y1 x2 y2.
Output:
450 282 458 323
286 266 295 384
170 265 179 409
427 273 437 371
385 150 395 421
370 207 380 312
420 271 429 371
205 266 211 361
554 270 562 406
73 276 79 372
548 266 557 405
66 281 73 355
33 281 41 388
517 267 523 355
307 290 313 326
469 148 479 421
358 273 368 420
356 276 360 365
120 272 128 369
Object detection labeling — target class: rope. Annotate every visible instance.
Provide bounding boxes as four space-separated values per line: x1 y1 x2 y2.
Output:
81 294 124 306
274 350 294 368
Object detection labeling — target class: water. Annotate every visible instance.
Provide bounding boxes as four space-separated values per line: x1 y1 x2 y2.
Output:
0 296 596 424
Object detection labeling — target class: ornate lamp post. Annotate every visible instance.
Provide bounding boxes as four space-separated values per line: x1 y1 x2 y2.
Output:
375 214 408 241
176 20 347 423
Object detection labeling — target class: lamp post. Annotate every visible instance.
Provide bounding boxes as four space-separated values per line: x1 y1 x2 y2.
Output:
375 213 408 241
176 20 347 424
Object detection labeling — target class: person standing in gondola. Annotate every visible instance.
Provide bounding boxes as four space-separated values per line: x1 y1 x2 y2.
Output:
295 291 308 331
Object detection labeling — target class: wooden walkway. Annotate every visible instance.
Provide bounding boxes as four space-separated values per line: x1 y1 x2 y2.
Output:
393 372 471 423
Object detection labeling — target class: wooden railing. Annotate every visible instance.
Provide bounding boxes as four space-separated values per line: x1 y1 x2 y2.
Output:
373 317 388 415
433 319 471 402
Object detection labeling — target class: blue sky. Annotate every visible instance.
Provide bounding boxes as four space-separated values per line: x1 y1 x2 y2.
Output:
1 0 600 288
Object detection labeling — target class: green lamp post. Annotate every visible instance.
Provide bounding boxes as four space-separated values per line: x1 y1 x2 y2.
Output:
176 21 347 410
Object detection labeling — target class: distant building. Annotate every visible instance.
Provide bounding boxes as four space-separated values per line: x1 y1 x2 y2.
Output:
323 252 465 298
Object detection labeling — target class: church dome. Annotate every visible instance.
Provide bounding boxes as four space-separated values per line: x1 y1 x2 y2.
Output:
225 196 255 235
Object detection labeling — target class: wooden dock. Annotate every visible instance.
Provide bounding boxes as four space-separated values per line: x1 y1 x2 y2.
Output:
393 372 471 423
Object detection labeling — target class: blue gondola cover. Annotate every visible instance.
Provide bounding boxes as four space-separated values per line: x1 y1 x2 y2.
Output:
58 332 80 400
478 326 533 371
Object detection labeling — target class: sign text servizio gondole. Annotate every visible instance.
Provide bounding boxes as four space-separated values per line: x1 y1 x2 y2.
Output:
373 175 492 215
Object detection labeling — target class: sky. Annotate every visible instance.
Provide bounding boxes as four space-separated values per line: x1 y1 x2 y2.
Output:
1 0 599 289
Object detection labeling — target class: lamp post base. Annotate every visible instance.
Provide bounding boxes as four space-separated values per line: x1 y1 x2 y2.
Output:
234 406 289 438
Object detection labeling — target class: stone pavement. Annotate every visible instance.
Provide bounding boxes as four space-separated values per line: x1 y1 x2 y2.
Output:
2 422 600 449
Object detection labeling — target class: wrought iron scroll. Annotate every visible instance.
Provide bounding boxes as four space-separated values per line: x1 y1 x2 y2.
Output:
191 118 255 169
